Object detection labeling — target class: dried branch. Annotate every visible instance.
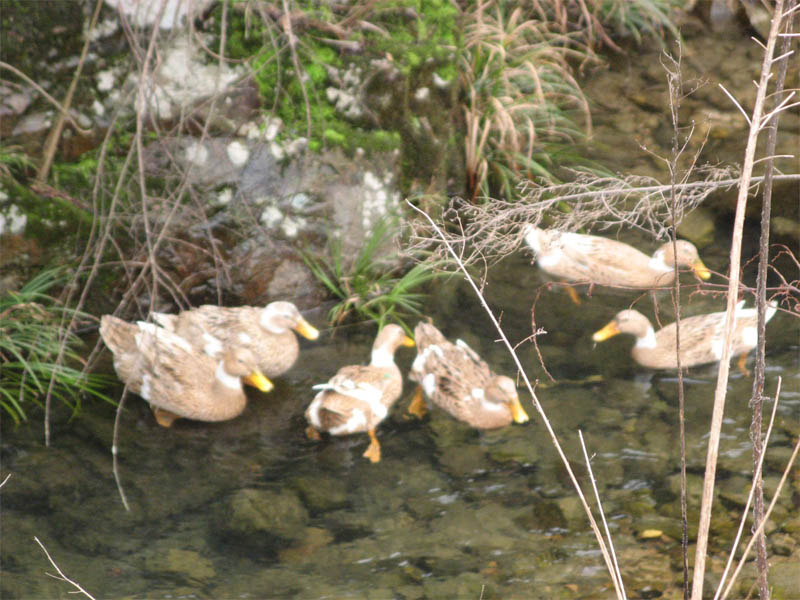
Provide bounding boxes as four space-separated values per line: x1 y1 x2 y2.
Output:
715 379 782 600
34 537 97 600
408 199 626 600
408 171 800 268
691 3 789 598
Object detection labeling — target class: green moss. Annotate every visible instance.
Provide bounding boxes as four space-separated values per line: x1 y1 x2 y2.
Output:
323 129 345 145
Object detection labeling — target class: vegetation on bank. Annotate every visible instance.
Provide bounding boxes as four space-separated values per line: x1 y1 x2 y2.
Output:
0 0 683 422
216 0 677 200
0 268 112 423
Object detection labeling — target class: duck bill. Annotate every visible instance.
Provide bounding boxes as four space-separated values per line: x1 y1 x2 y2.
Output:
401 335 415 348
244 369 274 393
509 395 530 424
592 321 621 342
692 259 711 281
294 317 320 340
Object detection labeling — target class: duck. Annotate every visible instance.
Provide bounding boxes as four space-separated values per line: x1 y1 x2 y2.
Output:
152 301 319 378
591 301 778 371
305 324 415 463
408 322 530 428
522 225 711 302
99 315 272 427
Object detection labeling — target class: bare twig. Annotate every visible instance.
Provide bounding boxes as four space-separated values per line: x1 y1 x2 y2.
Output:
715 378 781 600
578 431 626 598
748 3 796 596
691 4 788 598
112 388 131 512
36 0 105 181
34 537 97 600
722 430 800 599
408 199 626 600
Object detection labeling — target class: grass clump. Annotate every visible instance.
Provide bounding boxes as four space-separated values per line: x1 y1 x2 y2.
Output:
303 216 448 333
0 268 112 424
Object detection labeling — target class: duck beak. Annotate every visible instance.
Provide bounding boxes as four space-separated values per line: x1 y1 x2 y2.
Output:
294 317 320 340
692 259 711 281
244 369 274 393
592 321 621 342
401 335 415 348
509 394 530 424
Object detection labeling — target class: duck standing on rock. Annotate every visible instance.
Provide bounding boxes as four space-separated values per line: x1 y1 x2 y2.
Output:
99 315 273 427
408 322 530 428
592 301 778 372
522 225 711 302
152 301 319 379
305 324 415 463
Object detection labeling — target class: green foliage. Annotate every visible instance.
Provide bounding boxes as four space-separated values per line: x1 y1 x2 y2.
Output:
303 217 448 332
0 268 113 424
598 0 678 43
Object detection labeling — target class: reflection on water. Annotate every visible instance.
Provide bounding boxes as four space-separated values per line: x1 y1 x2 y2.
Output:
2 245 798 598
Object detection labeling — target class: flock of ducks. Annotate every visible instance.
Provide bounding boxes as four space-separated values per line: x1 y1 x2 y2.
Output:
100 226 778 462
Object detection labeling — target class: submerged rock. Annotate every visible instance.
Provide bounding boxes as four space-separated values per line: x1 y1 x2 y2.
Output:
217 488 310 552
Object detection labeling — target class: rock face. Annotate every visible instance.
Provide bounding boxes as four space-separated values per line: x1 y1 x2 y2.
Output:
138 136 402 307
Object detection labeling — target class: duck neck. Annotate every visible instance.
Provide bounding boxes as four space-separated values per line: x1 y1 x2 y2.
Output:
370 347 395 368
214 362 242 391
634 327 657 349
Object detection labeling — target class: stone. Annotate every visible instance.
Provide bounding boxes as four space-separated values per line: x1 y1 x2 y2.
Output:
143 548 215 583
221 488 309 549
676 207 716 248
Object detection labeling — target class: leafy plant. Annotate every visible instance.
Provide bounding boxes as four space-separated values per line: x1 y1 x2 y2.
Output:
0 268 113 424
303 216 448 332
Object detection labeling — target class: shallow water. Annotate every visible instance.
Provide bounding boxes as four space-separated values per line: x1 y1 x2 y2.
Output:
2 242 799 598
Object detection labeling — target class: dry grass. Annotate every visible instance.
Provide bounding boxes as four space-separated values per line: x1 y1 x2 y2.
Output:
462 0 593 200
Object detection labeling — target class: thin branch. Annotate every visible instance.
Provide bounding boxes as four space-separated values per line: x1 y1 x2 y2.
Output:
722 430 800 599
691 4 787 597
718 84 752 125
714 379 782 600
407 199 626 600
34 537 97 600
579 431 626 598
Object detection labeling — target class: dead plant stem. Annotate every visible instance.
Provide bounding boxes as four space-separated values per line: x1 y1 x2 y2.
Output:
749 6 795 597
36 0 104 182
715 378 781 600
408 200 626 600
34 536 97 599
690 3 786 598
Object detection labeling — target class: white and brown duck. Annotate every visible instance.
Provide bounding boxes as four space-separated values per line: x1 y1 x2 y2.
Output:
592 301 778 372
99 315 272 427
152 300 319 378
408 322 530 428
523 225 711 302
305 324 414 463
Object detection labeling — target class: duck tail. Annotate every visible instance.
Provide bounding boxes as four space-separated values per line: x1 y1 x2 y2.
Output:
99 315 138 356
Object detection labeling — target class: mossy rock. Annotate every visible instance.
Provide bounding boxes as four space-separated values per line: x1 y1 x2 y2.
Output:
218 487 309 551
